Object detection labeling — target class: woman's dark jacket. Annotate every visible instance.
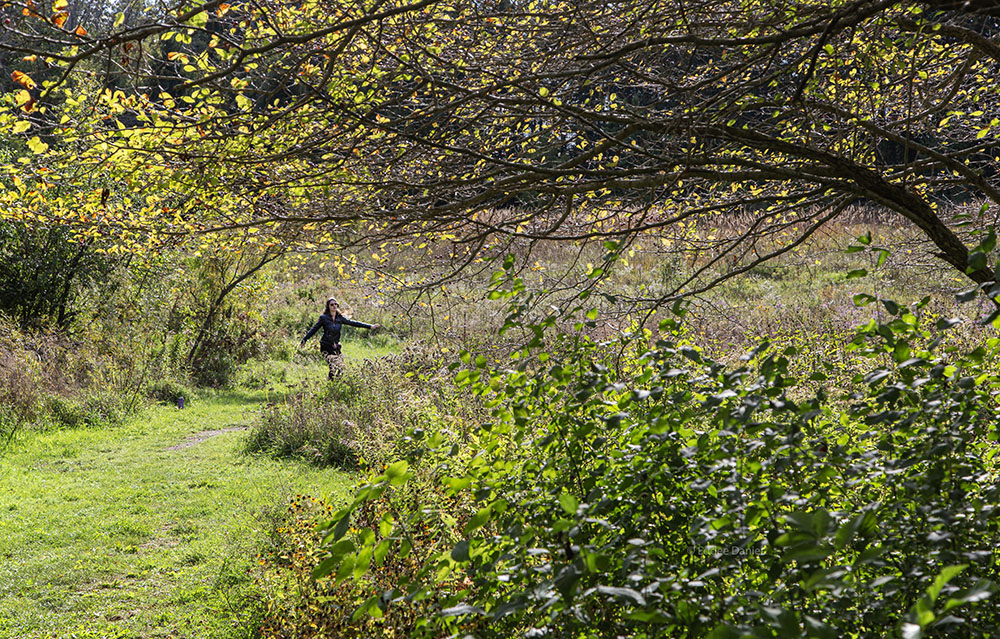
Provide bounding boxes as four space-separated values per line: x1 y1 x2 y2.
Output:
301 313 373 353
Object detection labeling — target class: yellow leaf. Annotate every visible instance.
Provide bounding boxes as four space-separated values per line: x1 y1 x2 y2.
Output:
12 121 30 134
27 136 48 153
15 90 34 111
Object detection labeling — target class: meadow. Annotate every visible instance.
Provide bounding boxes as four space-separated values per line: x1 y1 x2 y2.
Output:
2 217 999 638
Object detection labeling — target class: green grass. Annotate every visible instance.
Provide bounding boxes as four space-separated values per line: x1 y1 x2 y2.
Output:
0 376 355 639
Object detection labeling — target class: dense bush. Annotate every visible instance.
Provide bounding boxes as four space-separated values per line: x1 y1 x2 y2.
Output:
252 492 461 638
187 319 268 387
0 314 148 437
245 343 472 469
246 391 364 467
0 220 115 330
40 390 136 430
0 320 42 436
308 275 1000 638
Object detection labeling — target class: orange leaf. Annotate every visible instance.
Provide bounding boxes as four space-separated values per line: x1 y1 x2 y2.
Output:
218 2 231 16
11 71 36 89
53 12 67 27
75 24 87 36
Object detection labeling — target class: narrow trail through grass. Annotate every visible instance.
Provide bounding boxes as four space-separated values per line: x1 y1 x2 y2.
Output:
0 382 354 639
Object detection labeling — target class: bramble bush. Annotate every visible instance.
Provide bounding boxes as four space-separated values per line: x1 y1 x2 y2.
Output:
308 264 1000 639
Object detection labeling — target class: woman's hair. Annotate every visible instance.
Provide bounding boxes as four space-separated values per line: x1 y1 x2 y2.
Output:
323 297 339 316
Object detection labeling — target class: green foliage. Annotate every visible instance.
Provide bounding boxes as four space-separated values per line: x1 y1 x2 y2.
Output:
0 221 114 329
0 404 19 455
40 389 136 430
246 390 362 468
313 271 1000 638
187 320 267 388
253 493 448 639
146 377 194 405
245 343 468 469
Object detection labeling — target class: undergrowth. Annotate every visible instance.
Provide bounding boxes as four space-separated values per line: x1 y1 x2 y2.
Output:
244 342 482 469
253 266 1000 639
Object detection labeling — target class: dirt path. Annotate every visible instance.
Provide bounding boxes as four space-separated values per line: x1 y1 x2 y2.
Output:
165 425 249 451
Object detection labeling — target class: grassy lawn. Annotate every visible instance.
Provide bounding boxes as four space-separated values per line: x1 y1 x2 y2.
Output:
0 361 357 639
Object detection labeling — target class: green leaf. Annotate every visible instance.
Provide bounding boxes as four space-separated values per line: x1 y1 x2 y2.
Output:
981 230 997 253
385 460 410 486
876 248 890 267
322 511 352 543
967 251 987 273
625 609 671 622
373 539 392 565
956 288 979 303
313 556 340 579
927 565 968 602
558 492 579 515
942 580 996 611
189 9 209 27
451 539 470 562
596 585 645 606
846 269 867 279
465 505 492 533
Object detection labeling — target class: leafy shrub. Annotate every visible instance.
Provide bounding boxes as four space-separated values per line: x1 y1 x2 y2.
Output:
311 274 1000 638
0 220 115 330
81 389 135 426
235 359 290 391
43 394 92 429
244 343 476 469
253 488 468 639
245 394 361 468
189 320 268 387
0 319 42 423
40 389 136 430
146 377 194 405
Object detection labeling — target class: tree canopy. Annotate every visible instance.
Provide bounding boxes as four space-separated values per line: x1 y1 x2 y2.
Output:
2 0 999 296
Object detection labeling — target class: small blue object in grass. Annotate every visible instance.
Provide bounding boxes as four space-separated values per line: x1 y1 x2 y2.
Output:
177 396 184 410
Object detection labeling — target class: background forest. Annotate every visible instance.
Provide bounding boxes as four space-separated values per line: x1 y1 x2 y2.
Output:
2 0 1000 638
